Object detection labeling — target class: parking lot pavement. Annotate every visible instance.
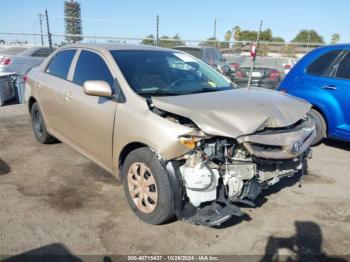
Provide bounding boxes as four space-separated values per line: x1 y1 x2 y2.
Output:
0 104 350 258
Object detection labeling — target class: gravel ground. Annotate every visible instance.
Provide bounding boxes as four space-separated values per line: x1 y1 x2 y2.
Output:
0 104 349 260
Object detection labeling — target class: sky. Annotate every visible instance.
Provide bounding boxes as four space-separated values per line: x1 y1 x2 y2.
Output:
0 0 349 45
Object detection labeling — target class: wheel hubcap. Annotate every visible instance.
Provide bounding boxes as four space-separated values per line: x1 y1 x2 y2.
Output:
127 162 158 214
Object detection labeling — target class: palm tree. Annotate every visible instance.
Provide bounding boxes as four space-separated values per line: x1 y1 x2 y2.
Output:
224 30 232 48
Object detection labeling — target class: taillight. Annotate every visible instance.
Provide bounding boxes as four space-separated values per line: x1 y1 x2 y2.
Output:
268 70 280 80
0 57 11 65
284 64 291 70
235 70 244 79
23 75 28 84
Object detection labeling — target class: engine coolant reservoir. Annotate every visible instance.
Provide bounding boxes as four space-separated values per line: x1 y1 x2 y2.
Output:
180 164 219 207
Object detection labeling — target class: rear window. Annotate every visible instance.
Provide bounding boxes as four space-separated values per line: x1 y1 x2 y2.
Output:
335 52 350 80
306 50 342 76
45 49 76 80
32 48 53 57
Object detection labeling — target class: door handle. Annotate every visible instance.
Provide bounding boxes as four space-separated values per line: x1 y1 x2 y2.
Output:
64 91 73 101
321 85 337 90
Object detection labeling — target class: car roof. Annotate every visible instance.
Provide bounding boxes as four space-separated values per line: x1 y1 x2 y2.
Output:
0 47 29 55
63 43 176 52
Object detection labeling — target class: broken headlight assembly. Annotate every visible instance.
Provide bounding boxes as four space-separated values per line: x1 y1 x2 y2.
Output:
173 133 312 226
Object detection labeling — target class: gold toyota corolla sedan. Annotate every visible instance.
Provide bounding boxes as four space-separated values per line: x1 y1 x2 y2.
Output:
25 43 315 226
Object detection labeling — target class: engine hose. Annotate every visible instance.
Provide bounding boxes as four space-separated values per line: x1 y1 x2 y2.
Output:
186 163 215 192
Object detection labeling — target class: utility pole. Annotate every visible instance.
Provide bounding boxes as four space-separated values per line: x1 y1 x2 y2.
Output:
247 20 263 89
38 13 44 46
156 15 159 46
214 18 217 39
45 10 52 49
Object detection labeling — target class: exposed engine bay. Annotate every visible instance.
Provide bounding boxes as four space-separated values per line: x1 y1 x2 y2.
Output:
148 97 316 226
166 115 314 226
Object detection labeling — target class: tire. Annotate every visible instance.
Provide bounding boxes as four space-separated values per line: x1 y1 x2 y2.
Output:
31 102 57 144
307 108 327 146
122 147 175 224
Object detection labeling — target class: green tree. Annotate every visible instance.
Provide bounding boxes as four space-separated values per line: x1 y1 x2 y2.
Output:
271 36 285 43
331 33 340 44
233 26 241 41
159 34 185 48
292 30 325 44
141 34 156 46
237 28 274 42
64 0 83 43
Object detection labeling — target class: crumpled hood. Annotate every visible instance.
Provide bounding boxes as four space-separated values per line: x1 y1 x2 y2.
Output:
152 88 311 138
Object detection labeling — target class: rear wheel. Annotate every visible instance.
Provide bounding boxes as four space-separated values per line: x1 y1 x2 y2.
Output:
122 148 175 224
31 102 57 144
308 108 327 146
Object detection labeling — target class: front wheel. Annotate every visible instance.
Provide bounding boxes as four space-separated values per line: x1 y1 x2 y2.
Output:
122 148 175 224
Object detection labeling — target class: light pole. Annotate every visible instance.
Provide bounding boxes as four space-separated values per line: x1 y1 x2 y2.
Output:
32 21 38 46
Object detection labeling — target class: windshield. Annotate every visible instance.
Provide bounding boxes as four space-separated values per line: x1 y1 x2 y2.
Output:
111 50 234 97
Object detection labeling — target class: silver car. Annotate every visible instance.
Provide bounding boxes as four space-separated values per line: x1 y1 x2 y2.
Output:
26 43 315 226
0 47 53 75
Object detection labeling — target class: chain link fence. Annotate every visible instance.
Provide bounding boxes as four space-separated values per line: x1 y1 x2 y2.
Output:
0 32 325 91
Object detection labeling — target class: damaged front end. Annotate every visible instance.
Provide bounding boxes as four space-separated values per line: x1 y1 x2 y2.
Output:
166 117 315 226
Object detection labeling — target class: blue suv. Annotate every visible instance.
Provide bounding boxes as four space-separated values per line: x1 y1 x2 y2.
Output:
278 44 350 145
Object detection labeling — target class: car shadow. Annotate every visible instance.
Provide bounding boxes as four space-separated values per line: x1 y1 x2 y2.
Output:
260 221 348 262
323 138 350 151
255 172 303 208
1 243 81 262
215 173 303 229
0 158 11 176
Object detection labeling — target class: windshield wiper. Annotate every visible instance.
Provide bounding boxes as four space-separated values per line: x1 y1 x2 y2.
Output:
184 87 231 95
137 90 181 96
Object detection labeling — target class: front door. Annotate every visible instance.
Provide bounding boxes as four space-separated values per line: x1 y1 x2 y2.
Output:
62 49 117 169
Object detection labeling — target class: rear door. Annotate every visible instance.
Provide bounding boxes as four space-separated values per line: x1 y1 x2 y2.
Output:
37 49 76 134
62 49 117 169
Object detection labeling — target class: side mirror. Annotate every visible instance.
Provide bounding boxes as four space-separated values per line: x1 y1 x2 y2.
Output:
83 80 112 97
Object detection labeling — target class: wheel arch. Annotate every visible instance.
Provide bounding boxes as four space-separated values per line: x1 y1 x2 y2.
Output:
28 96 37 113
311 104 328 136
118 142 148 173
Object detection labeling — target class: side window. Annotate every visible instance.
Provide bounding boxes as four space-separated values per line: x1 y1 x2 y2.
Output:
306 50 342 76
204 49 215 65
335 52 350 80
45 49 76 79
73 50 114 88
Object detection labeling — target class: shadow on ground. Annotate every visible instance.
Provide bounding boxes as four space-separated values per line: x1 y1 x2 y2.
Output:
260 221 348 262
0 158 11 175
0 243 81 262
